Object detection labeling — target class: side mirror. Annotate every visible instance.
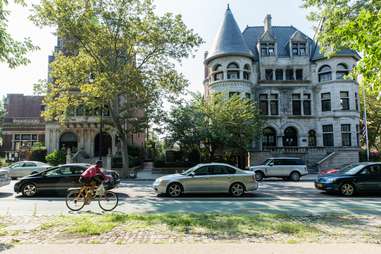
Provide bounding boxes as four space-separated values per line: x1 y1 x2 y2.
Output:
269 162 274 166
190 172 195 177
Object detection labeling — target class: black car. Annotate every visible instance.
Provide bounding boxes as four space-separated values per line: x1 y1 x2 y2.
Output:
315 163 381 196
14 163 120 197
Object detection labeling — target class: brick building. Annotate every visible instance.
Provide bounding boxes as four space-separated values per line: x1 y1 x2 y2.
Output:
0 94 45 161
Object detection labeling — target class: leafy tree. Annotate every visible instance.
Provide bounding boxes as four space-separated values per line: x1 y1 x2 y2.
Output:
0 0 37 67
166 93 262 168
360 87 381 151
303 0 381 90
31 0 202 177
0 97 5 139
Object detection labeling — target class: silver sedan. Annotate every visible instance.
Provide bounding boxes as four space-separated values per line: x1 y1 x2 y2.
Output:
153 163 258 197
3 161 51 179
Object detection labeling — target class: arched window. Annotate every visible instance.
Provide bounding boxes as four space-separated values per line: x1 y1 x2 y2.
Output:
336 63 349 80
262 127 276 147
318 65 332 82
243 64 251 80
283 127 298 147
308 130 317 147
227 62 240 80
59 132 78 152
212 64 223 81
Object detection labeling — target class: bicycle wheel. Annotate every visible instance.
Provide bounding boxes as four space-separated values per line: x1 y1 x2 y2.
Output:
66 189 86 211
98 191 118 211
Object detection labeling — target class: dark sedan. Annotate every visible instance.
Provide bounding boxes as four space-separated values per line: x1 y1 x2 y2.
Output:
315 163 381 196
14 163 120 197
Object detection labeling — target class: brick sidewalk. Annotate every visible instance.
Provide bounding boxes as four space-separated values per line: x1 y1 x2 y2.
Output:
2 244 381 254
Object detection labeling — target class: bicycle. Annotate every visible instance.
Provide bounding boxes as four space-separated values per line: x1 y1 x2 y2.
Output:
65 183 119 212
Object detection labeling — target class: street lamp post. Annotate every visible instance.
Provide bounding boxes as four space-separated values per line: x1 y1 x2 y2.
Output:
99 104 103 161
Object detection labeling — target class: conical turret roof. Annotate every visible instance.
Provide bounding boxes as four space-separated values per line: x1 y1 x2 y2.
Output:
205 5 253 63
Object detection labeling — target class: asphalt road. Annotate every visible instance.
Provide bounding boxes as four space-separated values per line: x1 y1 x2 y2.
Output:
0 180 380 216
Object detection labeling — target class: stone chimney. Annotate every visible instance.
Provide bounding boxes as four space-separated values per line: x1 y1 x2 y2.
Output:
264 14 272 33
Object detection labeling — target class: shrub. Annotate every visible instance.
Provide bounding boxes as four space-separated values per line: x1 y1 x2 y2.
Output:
31 143 47 162
46 150 66 166
111 155 142 168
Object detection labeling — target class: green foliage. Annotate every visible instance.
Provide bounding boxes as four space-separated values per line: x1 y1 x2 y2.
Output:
45 150 66 166
0 97 4 137
165 93 263 163
303 0 381 91
0 0 37 67
360 87 381 151
31 0 202 175
31 143 47 162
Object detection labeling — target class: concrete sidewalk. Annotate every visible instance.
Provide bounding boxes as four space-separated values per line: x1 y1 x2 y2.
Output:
2 244 381 254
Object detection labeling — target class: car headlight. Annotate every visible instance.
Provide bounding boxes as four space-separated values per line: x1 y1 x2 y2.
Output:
325 178 337 183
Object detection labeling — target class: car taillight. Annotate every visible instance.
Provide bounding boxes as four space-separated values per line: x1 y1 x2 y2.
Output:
251 175 256 182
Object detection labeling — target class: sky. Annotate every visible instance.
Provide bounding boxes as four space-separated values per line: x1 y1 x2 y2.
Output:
0 0 315 98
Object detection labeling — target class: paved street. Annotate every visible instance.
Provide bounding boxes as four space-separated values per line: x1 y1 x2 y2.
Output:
0 179 380 216
3 244 381 254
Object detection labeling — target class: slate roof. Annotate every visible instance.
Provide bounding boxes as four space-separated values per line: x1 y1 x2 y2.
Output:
206 7 360 63
242 26 359 61
205 6 253 63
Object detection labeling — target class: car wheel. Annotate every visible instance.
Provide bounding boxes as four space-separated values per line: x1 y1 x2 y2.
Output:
255 171 264 181
230 182 245 197
166 183 183 197
21 183 37 197
289 171 301 182
340 183 355 196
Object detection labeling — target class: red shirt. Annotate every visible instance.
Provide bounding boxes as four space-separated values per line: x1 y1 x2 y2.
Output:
81 165 106 179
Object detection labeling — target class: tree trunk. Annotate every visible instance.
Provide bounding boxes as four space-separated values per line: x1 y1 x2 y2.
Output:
120 134 130 178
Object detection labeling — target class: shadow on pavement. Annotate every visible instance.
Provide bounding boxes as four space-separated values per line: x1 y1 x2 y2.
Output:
14 191 130 201
0 192 13 198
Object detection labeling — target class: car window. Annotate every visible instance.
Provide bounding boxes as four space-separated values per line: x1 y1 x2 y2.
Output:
45 166 72 176
263 159 273 165
362 165 381 175
10 162 23 168
23 162 37 167
274 159 288 165
209 165 235 175
45 168 62 176
194 166 211 176
70 166 85 175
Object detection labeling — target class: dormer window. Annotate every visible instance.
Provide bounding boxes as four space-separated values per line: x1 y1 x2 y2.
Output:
292 42 307 56
227 62 240 80
212 64 223 81
261 43 275 56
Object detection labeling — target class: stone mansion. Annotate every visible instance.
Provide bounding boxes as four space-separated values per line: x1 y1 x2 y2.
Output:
203 6 361 169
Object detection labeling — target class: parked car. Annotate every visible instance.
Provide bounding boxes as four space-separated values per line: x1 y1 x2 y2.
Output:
319 163 357 175
14 163 120 197
250 157 308 182
315 162 381 196
2 161 51 179
0 169 11 188
319 168 339 175
153 163 258 197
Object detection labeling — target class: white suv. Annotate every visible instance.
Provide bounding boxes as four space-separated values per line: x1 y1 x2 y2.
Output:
250 157 308 182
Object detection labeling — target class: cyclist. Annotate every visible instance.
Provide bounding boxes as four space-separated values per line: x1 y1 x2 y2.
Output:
79 160 111 203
